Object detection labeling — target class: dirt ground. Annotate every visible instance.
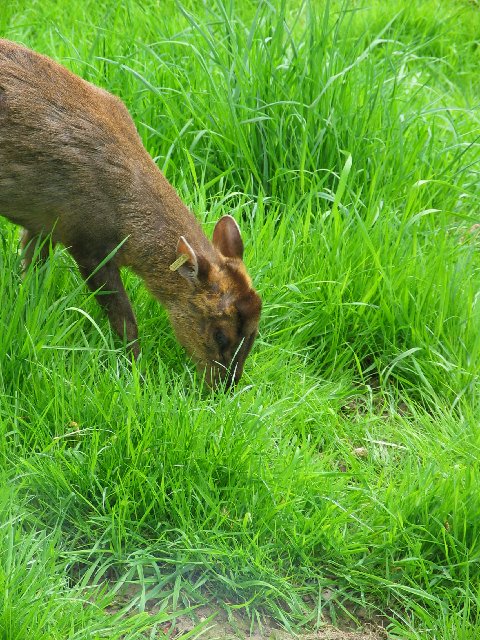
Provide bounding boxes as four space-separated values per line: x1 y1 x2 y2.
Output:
165 605 388 639
102 581 389 639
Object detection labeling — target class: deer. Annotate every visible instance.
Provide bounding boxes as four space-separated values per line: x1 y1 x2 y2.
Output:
0 39 261 387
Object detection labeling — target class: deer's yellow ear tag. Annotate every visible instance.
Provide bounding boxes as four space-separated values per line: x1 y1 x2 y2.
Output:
169 254 189 271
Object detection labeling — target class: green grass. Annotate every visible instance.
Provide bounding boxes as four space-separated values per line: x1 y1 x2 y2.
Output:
1 0 480 638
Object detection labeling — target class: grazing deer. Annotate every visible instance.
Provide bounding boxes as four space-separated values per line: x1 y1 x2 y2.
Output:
0 39 261 387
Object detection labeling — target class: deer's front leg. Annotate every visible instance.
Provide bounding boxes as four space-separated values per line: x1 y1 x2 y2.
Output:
71 248 139 358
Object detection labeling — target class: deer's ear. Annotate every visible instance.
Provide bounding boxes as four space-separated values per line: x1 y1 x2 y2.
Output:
213 215 244 260
170 236 210 286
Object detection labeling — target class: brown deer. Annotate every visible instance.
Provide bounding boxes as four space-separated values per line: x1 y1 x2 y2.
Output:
0 39 261 387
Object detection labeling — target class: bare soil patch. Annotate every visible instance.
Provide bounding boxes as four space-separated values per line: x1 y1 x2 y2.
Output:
104 584 388 640
166 604 387 639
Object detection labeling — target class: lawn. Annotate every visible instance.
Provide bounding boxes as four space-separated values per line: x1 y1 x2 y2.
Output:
0 0 479 638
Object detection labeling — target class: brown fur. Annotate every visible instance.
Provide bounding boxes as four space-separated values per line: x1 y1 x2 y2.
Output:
0 39 261 386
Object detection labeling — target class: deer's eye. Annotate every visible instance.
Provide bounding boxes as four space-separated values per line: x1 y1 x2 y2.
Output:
214 329 230 351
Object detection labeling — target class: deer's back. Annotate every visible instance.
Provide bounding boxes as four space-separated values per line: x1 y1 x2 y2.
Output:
0 39 149 238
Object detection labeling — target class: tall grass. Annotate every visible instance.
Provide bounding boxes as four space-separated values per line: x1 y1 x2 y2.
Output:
1 0 479 638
